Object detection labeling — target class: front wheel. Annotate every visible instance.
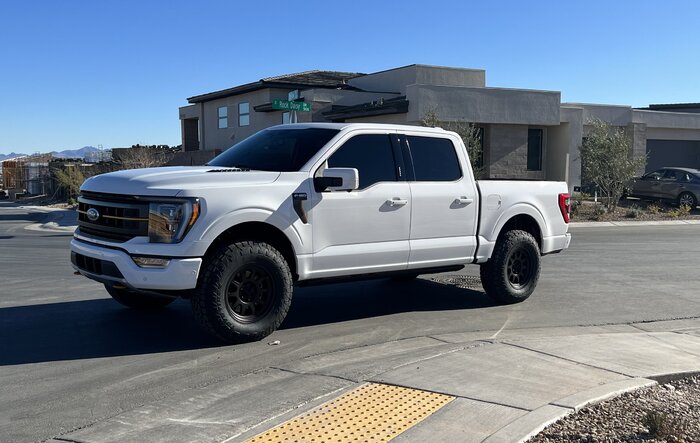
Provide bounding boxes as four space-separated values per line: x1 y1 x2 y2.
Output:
678 192 697 208
480 230 541 304
105 285 176 309
192 241 293 343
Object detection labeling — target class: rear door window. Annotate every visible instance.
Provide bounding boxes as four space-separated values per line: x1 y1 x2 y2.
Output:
406 136 462 181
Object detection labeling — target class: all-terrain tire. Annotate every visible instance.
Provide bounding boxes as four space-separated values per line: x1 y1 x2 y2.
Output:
191 241 293 343
480 230 541 304
105 285 176 309
678 192 697 208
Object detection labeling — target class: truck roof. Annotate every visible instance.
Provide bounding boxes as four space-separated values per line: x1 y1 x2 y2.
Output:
267 122 451 134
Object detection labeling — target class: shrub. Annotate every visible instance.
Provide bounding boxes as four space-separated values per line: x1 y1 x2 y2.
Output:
642 410 668 437
570 200 581 218
591 205 607 221
625 205 641 218
53 166 86 202
647 203 661 214
642 410 690 440
677 204 692 216
580 119 647 211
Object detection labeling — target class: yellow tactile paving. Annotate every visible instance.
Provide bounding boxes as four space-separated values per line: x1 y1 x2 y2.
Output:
245 383 454 443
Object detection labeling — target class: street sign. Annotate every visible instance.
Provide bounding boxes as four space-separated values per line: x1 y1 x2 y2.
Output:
272 99 311 112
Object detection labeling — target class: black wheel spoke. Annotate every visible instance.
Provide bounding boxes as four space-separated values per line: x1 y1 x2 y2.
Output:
224 264 275 323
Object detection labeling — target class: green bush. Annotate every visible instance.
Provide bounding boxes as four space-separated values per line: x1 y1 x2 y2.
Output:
647 203 661 214
678 204 692 216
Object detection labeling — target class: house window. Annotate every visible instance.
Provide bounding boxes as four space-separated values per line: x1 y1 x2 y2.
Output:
239 102 250 126
217 107 228 129
527 128 543 171
282 112 290 125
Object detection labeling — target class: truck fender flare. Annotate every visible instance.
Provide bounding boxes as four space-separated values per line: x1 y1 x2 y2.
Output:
198 208 305 255
488 203 547 246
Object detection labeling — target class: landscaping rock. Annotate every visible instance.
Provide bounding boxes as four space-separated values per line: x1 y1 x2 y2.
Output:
530 375 700 442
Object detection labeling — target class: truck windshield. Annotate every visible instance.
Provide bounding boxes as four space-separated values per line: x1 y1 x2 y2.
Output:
208 128 339 172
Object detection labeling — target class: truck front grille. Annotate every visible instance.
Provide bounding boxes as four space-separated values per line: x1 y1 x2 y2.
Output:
77 191 149 242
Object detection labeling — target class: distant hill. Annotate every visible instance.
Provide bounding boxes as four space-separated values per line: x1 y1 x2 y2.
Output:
49 146 99 159
0 146 100 162
0 152 27 162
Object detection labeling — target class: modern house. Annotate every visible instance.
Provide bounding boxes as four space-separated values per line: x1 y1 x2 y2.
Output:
179 64 700 189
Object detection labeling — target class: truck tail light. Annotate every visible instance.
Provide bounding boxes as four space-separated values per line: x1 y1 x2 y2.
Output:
558 193 571 224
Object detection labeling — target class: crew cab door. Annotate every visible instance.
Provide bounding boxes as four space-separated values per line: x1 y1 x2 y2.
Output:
308 133 410 278
401 133 478 268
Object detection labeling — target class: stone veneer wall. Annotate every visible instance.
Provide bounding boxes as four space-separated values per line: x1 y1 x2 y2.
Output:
487 124 546 180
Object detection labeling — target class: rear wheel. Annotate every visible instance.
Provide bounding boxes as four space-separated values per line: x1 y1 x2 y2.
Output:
480 230 541 304
678 192 697 208
104 285 176 309
192 241 293 343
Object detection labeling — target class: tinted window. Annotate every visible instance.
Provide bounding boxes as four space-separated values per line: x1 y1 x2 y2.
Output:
407 136 461 181
209 128 338 171
662 170 679 181
327 134 397 189
644 170 665 180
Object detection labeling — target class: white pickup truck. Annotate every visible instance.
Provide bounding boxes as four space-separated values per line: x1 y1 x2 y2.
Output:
71 123 571 342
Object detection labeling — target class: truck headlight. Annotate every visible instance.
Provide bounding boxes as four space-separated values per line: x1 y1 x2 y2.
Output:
148 199 200 243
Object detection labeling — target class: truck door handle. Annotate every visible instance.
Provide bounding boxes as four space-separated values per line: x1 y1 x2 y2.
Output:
386 198 408 207
455 197 474 205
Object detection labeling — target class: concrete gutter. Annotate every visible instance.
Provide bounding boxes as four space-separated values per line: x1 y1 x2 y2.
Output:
53 319 700 443
570 219 700 228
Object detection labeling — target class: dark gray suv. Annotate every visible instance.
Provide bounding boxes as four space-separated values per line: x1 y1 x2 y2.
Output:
628 167 700 208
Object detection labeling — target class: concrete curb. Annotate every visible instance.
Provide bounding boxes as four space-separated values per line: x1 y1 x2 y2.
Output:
484 378 657 443
570 219 700 228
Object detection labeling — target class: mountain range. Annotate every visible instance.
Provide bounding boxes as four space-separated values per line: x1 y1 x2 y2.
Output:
0 146 100 162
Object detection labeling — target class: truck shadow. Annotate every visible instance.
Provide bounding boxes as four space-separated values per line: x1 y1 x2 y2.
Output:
284 277 493 328
0 278 494 366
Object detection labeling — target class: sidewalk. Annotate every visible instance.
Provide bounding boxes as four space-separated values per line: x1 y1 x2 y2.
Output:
50 318 700 443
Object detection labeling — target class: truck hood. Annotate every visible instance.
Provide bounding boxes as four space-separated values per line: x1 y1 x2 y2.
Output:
81 166 281 197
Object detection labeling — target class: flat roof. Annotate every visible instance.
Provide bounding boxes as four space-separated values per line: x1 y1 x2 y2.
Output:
187 70 365 103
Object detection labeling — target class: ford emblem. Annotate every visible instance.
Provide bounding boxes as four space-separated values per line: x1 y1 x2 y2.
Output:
86 208 100 222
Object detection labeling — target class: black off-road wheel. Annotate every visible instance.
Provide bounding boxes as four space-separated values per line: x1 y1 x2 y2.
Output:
480 230 541 304
192 241 293 343
104 285 176 309
678 192 697 208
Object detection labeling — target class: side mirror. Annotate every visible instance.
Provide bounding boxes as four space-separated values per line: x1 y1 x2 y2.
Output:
314 167 359 192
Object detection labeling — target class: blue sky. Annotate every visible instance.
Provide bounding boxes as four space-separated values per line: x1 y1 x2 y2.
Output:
1 0 698 154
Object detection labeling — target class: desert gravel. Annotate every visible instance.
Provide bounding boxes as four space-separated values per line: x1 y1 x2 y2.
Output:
530 375 700 442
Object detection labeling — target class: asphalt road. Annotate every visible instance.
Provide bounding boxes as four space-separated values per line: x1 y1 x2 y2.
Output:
1 201 700 442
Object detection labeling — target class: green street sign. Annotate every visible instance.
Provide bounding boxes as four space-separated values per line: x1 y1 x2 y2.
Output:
272 99 311 112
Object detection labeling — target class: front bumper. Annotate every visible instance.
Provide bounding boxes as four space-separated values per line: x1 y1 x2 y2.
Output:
70 239 202 290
